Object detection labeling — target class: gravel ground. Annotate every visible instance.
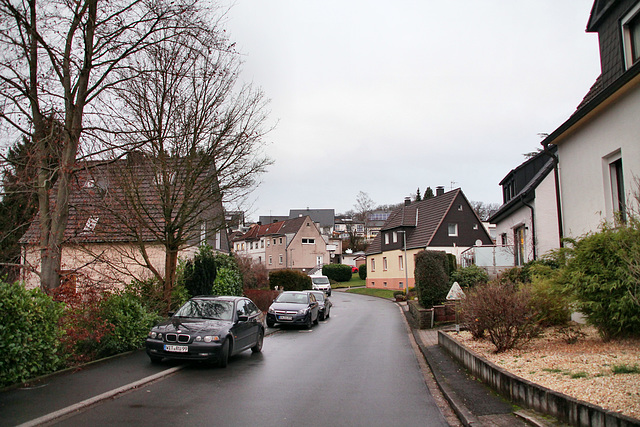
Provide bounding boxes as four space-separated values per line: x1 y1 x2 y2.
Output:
447 326 640 420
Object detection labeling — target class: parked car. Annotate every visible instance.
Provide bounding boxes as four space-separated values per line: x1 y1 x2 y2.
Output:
305 290 332 320
145 296 264 367
310 274 331 296
267 291 319 328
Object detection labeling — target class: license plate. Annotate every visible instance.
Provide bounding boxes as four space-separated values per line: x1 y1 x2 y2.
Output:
278 315 293 321
164 345 188 353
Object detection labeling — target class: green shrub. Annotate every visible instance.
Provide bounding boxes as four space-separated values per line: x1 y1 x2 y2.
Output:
414 250 449 308
446 253 457 277
527 264 571 327
561 223 640 339
269 269 312 291
96 291 158 357
449 265 488 288
126 277 187 315
322 264 352 282
182 245 217 297
0 281 64 387
358 263 366 280
460 281 541 352
211 267 243 296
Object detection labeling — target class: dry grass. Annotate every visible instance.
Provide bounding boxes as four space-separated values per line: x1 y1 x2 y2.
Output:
447 325 640 420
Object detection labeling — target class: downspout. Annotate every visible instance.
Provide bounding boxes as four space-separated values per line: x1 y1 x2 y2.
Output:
521 195 536 261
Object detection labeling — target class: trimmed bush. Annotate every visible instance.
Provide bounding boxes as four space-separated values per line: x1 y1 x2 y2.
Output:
322 264 352 282
527 263 571 327
446 253 457 277
269 269 312 291
358 263 366 280
0 281 64 387
211 267 243 296
450 265 489 288
96 291 158 357
414 250 449 308
126 277 187 315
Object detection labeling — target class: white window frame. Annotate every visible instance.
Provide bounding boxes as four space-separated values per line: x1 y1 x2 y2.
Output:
602 150 626 222
383 257 388 271
448 223 458 237
392 231 397 243
622 3 640 69
384 233 389 244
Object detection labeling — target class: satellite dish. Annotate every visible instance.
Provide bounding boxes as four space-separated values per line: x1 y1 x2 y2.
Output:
475 239 483 246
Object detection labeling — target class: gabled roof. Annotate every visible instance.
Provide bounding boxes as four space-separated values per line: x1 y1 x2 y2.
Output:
236 215 310 241
20 156 228 251
289 209 335 228
366 189 490 255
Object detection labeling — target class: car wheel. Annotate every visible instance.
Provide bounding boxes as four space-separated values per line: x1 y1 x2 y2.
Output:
319 311 325 321
305 314 313 329
149 355 162 364
251 329 264 353
267 319 275 328
218 338 230 368
326 307 330 318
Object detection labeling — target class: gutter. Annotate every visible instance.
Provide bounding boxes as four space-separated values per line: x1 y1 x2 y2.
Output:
540 147 564 248
520 195 536 261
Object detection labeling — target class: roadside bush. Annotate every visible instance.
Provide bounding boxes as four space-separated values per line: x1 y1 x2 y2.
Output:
0 281 64 387
125 277 187 315
269 269 312 291
243 288 280 312
527 263 571 327
322 264 352 282
460 281 541 353
211 267 243 296
182 245 217 297
358 263 366 280
95 291 158 357
561 223 640 340
236 256 269 289
414 250 449 308
53 285 113 366
449 265 488 288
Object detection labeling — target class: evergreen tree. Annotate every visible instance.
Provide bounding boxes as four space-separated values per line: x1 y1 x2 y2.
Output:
415 188 422 201
424 187 434 199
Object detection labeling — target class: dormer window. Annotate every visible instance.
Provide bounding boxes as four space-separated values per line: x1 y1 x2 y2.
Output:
622 3 640 69
83 216 99 232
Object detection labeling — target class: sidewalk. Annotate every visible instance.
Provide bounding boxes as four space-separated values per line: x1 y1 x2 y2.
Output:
403 303 559 427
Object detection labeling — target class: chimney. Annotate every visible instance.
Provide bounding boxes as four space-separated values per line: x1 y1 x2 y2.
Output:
436 186 445 196
404 197 411 206
126 150 145 166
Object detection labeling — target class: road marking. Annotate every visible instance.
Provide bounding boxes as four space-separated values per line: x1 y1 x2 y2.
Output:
16 366 184 427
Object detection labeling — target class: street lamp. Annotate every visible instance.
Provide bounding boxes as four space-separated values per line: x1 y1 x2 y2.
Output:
398 230 409 298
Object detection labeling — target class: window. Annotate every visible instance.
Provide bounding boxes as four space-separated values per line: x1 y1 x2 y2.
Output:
458 204 463 211
302 238 315 244
448 223 458 237
200 221 207 245
279 255 283 265
514 225 526 266
383 257 388 271
399 255 404 270
392 231 397 243
384 233 389 244
273 238 276 245
316 256 323 265
383 281 387 287
622 3 640 69
610 158 626 222
500 233 508 246
83 216 99 232
261 239 264 248
279 237 283 244
473 224 479 230
371 258 376 272
399 281 404 289
269 256 272 265
267 240 270 247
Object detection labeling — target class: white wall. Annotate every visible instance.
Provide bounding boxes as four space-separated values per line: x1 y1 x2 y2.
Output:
556 81 640 238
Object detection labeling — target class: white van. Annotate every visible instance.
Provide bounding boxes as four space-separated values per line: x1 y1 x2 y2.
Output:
310 275 331 296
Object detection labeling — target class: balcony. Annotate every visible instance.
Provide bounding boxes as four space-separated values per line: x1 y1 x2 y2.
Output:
460 245 515 278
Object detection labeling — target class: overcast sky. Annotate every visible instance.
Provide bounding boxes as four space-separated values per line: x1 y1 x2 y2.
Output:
220 0 601 220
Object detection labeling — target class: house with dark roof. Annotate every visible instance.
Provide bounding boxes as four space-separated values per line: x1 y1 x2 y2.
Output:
232 215 334 272
19 154 228 290
488 146 561 266
365 188 493 291
541 0 640 238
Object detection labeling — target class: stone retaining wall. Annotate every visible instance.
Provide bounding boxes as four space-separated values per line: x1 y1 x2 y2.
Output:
438 331 640 427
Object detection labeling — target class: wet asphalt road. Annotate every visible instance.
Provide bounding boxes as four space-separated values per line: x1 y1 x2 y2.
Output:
9 292 449 426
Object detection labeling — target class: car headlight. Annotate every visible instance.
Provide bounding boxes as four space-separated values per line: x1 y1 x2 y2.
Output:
149 331 160 339
298 308 309 315
196 335 220 343
268 307 275 314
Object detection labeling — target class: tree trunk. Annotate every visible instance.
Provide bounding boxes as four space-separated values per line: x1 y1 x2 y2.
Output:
163 247 179 313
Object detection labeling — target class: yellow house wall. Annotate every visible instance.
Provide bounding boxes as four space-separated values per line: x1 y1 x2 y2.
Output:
22 243 190 290
366 249 417 291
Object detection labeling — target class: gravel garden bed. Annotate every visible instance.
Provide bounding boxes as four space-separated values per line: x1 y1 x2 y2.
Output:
447 326 640 420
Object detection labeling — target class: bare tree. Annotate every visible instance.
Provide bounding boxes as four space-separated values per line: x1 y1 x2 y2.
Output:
0 0 219 291
102 27 271 306
354 191 375 238
470 201 500 221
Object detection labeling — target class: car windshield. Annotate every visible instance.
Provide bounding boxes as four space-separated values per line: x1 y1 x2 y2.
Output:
174 300 234 321
312 277 330 285
276 293 308 304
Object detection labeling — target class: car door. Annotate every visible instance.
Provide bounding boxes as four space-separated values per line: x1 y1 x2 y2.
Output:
233 299 253 352
308 293 319 321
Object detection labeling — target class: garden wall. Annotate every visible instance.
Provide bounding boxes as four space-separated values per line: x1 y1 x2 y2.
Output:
438 331 640 427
